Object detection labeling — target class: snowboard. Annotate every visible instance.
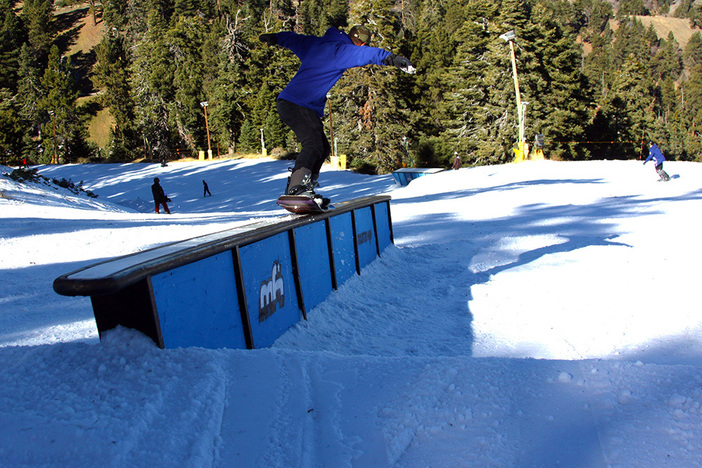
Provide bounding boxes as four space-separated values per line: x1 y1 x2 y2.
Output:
277 195 331 214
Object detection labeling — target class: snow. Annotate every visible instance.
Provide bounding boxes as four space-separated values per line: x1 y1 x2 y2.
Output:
1 157 701 467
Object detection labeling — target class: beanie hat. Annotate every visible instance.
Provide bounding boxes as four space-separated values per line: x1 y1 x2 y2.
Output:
349 25 371 44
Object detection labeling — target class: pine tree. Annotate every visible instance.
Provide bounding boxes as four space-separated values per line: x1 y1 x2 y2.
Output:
583 21 614 101
0 0 27 92
683 32 702 68
523 0 593 160
14 0 53 161
617 0 648 18
208 8 253 154
681 64 702 160
102 0 127 29
129 12 176 161
93 32 139 160
299 0 329 35
327 0 348 29
599 54 655 158
39 45 88 163
672 0 693 18
0 88 23 161
174 0 202 18
611 18 654 69
16 43 43 162
649 32 683 142
22 0 53 61
691 4 702 29
439 0 497 165
650 32 683 82
658 95 687 159
412 0 456 140
169 15 208 154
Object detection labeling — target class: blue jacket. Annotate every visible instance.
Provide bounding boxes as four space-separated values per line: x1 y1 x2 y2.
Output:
645 144 666 165
276 28 392 117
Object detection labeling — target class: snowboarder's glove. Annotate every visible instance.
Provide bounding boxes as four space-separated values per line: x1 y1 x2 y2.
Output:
383 54 416 74
259 33 277 46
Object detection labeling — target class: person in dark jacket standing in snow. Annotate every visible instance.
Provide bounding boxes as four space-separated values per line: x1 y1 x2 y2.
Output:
452 152 462 170
644 142 671 181
151 177 171 214
259 25 415 206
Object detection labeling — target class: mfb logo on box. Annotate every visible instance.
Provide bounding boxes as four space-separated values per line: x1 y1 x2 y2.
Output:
259 260 284 322
357 229 373 246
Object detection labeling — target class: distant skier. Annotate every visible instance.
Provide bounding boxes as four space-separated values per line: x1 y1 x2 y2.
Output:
151 178 171 214
452 152 461 170
259 25 415 207
203 180 212 197
644 142 670 182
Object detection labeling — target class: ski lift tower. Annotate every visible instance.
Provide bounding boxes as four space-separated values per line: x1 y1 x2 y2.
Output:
500 30 527 162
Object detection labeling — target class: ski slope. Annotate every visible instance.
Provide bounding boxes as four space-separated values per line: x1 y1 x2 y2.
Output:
1 158 701 467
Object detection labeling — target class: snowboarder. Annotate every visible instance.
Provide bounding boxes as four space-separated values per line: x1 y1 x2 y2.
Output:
151 178 171 214
644 142 670 182
259 25 415 207
203 180 212 197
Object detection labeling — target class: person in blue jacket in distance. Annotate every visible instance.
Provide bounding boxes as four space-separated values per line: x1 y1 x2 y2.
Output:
259 25 415 207
644 142 671 181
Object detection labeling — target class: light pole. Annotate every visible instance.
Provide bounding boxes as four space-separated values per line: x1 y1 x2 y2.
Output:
499 30 527 162
260 128 267 157
48 110 57 164
200 101 212 160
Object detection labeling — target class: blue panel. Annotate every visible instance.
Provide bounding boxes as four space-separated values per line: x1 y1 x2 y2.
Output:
329 212 356 285
294 222 333 312
151 251 247 349
354 206 378 269
373 202 392 253
239 233 301 348
392 171 411 186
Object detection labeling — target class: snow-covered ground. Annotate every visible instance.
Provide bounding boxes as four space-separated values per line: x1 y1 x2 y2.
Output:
1 158 701 467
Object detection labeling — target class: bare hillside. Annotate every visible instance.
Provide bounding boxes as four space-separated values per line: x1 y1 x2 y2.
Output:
635 15 700 47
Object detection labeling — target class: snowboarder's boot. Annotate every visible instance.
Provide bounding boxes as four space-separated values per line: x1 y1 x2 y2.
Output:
286 168 313 195
656 166 671 182
285 167 330 208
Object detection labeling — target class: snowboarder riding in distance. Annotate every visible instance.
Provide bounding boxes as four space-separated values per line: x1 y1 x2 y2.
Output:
644 141 671 182
259 25 416 208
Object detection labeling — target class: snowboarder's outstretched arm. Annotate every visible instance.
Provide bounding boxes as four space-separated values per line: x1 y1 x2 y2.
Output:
258 30 415 74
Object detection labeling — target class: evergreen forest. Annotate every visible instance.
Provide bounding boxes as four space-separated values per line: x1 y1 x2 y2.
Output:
2 0 702 172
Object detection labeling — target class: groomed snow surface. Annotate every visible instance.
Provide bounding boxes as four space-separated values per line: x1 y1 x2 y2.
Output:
1 158 701 467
